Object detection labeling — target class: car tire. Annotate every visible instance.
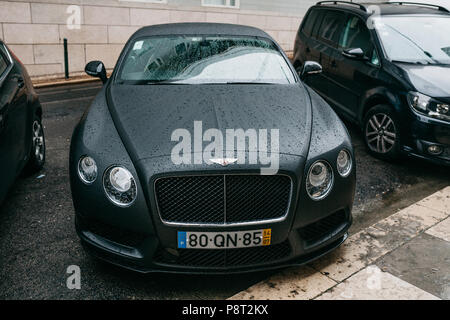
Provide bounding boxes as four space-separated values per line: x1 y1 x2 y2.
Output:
363 104 401 161
24 114 46 174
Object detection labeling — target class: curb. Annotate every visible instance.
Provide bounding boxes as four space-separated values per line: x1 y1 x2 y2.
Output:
33 77 101 89
229 186 450 300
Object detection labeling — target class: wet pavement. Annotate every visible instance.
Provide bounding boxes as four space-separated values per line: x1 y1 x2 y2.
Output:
0 81 448 299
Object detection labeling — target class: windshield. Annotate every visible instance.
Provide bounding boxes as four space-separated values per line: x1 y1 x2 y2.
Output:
116 36 296 84
374 15 450 65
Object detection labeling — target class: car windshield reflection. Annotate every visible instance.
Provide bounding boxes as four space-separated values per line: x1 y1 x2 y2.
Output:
117 36 296 85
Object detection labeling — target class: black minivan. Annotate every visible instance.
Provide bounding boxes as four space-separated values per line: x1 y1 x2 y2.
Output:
293 1 450 165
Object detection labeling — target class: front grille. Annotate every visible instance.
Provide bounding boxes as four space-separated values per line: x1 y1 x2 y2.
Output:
154 241 292 268
155 175 292 225
299 210 348 244
154 176 224 224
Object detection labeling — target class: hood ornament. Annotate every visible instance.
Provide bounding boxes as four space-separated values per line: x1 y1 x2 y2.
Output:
209 158 238 166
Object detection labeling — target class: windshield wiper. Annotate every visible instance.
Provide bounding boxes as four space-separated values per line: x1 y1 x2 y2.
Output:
115 79 185 85
145 80 185 85
225 81 275 85
391 60 430 65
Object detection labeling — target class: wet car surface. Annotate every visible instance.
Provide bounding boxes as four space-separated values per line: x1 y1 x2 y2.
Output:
0 82 448 299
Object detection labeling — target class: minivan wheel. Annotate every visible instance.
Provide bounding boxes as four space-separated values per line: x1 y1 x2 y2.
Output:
24 115 46 174
363 104 401 161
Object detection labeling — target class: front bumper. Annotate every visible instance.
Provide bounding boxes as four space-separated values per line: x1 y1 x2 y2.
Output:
404 111 450 165
75 209 352 274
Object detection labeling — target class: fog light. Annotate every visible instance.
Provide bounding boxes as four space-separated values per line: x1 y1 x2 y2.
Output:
428 145 443 155
78 156 97 184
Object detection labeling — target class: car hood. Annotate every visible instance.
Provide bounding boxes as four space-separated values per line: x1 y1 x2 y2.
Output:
107 84 312 161
396 63 450 98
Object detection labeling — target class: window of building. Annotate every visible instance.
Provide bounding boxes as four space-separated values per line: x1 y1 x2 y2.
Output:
202 0 240 9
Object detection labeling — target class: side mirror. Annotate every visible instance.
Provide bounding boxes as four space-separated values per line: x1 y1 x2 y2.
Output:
85 61 107 84
299 61 322 80
342 48 366 60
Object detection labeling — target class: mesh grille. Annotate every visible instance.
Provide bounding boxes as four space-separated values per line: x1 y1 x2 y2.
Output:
225 175 292 223
154 241 292 268
155 175 292 225
155 176 224 224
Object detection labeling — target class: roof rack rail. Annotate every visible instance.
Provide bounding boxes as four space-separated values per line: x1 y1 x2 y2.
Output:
316 1 368 12
387 2 449 13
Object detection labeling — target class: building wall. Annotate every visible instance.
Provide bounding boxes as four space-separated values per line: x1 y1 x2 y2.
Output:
0 0 379 79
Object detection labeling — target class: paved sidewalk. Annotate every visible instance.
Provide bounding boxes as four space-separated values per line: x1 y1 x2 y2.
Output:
230 186 450 300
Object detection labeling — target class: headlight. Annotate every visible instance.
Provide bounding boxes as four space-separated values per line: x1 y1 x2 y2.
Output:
306 160 333 200
78 156 97 184
337 149 352 177
407 92 450 122
103 166 137 207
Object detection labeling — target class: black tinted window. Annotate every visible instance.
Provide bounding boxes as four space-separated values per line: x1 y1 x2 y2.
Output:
302 9 319 36
311 10 325 38
339 15 379 65
317 10 346 45
339 16 372 53
0 53 8 76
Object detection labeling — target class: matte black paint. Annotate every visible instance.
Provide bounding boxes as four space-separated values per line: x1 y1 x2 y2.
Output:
70 23 355 273
293 3 450 165
107 84 311 160
0 41 42 204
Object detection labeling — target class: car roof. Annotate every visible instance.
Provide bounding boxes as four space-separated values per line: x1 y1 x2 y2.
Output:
131 23 272 40
313 1 450 17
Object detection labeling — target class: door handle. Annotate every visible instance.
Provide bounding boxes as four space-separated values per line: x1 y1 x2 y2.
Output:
17 77 25 88
306 47 311 53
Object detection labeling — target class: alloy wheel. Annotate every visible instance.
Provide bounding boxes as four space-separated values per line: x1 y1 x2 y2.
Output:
32 120 45 163
365 113 397 154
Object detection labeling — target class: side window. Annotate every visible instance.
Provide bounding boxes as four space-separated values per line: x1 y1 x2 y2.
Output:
339 15 380 66
0 54 8 77
302 9 319 36
0 45 10 77
317 10 346 46
311 10 324 39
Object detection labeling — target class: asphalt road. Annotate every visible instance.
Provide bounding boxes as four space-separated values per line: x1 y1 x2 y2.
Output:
0 81 449 299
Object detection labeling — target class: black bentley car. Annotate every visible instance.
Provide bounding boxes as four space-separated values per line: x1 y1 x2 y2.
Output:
70 23 355 273
0 41 45 205
293 1 450 164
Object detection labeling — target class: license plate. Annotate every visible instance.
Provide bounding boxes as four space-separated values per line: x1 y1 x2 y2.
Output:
177 229 271 249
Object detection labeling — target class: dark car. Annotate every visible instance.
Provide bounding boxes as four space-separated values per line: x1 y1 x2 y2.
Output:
0 41 45 204
293 1 450 164
70 23 355 274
